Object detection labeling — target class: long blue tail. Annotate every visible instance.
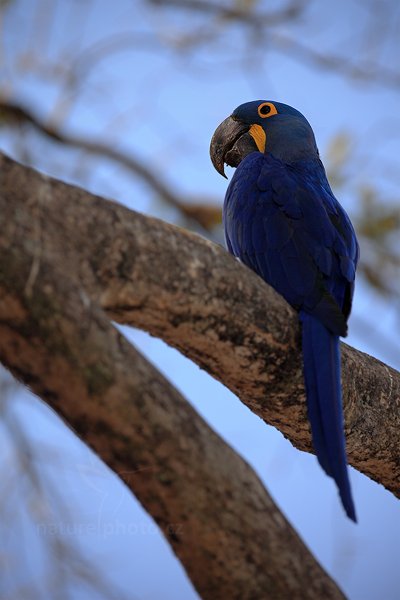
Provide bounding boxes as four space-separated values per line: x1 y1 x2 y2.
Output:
300 311 356 522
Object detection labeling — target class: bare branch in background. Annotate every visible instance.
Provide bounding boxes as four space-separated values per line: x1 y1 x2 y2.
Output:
148 0 306 25
268 32 400 88
151 0 400 88
0 99 222 231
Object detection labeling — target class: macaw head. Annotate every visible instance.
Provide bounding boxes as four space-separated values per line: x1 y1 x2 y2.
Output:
210 100 319 177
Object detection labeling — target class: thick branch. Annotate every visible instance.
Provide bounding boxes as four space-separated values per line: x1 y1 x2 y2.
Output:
1 152 399 498
0 153 344 599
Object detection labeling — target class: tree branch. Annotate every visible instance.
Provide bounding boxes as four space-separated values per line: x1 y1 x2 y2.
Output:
151 0 400 88
0 152 346 598
148 0 306 25
0 99 221 231
1 152 399 498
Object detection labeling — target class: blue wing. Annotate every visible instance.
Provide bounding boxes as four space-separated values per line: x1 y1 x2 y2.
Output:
224 152 358 334
224 151 359 521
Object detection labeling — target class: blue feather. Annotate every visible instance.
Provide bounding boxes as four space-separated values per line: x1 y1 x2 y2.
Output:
300 311 357 522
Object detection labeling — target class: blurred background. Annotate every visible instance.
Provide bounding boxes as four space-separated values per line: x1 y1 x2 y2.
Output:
1 0 400 598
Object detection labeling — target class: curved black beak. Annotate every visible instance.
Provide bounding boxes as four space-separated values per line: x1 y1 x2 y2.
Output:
210 116 250 178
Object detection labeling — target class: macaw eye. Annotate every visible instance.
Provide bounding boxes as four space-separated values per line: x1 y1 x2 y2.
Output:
258 102 278 118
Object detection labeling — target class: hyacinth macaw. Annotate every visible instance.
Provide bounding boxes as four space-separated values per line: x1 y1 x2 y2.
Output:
210 100 359 521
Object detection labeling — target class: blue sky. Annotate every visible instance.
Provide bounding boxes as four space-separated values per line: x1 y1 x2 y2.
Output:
1 1 400 598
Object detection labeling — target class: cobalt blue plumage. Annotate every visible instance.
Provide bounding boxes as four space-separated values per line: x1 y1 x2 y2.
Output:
210 100 359 521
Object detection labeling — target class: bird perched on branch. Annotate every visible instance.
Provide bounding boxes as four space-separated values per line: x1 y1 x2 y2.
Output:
210 100 359 521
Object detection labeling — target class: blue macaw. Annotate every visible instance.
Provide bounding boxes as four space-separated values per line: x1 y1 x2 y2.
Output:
210 100 359 521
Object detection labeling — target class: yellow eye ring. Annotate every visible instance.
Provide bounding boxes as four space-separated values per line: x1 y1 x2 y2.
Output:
258 102 278 118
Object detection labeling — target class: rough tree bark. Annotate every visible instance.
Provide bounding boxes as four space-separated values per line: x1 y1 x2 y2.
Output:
0 153 398 597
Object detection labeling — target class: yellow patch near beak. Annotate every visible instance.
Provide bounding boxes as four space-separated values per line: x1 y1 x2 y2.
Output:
249 124 266 153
